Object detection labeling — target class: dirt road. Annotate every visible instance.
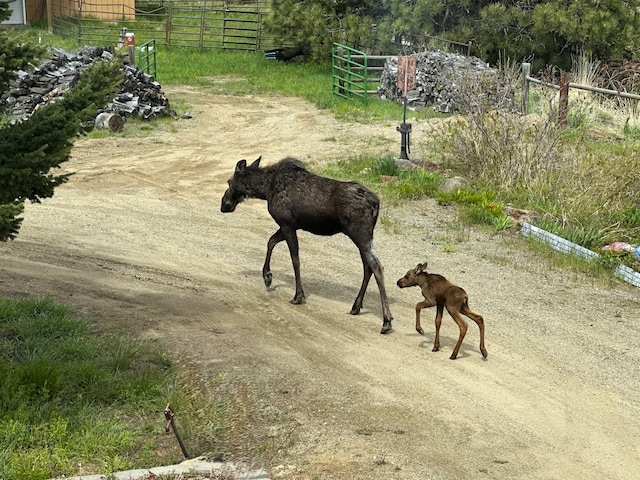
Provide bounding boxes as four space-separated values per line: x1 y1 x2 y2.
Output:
2 86 640 480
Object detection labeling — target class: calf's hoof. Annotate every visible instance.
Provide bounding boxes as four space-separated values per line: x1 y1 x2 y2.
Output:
481 348 488 358
416 327 424 335
263 272 273 288
449 354 458 360
380 321 393 334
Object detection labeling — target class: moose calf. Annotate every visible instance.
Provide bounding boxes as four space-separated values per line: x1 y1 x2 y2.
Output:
397 262 487 360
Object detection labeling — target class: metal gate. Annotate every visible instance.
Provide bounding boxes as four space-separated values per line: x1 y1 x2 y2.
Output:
332 44 390 105
138 39 157 78
332 44 370 105
50 0 282 52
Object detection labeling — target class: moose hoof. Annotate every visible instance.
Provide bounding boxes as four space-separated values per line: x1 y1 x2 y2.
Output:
349 306 361 315
290 295 306 305
449 354 458 360
380 321 393 334
263 272 273 288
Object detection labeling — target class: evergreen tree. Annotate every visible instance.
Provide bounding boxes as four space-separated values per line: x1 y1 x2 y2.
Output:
469 0 640 69
0 2 122 241
264 0 380 60
0 1 44 85
266 0 640 69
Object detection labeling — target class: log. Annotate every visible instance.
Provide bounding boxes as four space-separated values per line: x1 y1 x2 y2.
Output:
95 112 125 132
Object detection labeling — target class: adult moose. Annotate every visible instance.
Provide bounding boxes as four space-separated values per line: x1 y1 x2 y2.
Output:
220 156 394 334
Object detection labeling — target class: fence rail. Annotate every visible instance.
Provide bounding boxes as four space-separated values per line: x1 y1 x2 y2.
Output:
50 0 283 52
521 62 640 125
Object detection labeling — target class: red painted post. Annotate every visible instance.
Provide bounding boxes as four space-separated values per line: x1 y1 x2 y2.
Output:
558 71 569 127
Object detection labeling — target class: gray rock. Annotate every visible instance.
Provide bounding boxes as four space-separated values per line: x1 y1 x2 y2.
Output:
378 49 516 114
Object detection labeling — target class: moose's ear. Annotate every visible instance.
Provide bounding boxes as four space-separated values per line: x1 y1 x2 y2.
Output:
249 156 262 169
417 262 427 272
235 159 247 173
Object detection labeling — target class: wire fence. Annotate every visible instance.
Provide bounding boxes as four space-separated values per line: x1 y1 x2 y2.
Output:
50 0 283 51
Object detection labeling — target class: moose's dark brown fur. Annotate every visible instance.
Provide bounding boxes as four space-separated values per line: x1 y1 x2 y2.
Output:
221 156 394 334
397 262 487 359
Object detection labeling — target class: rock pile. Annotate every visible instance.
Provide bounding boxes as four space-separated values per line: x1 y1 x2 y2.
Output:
1 46 173 125
377 49 516 113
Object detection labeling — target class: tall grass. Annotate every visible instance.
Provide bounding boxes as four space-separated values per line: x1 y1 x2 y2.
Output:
435 60 640 252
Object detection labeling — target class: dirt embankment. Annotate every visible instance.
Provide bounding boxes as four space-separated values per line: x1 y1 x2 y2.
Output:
2 85 640 480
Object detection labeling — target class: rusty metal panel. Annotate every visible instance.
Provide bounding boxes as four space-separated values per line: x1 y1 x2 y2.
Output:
397 54 417 94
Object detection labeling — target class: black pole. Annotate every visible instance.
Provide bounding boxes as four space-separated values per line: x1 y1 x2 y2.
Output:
397 96 412 160
164 404 190 459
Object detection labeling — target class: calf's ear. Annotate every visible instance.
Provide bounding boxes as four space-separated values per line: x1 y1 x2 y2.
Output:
235 159 247 173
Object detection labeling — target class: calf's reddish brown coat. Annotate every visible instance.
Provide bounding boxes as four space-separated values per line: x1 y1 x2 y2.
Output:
397 262 487 360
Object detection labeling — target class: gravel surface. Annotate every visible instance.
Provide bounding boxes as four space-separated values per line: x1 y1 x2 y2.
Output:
3 85 640 480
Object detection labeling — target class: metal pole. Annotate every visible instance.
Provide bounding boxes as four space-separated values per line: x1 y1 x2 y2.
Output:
164 403 190 459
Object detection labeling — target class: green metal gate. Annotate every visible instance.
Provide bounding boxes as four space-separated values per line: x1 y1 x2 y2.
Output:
137 39 157 78
332 44 370 105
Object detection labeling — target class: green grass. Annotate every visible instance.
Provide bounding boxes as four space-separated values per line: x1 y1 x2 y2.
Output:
153 46 439 123
320 154 445 202
0 297 175 480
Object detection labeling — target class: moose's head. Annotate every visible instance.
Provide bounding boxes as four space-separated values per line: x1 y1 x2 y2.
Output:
220 156 261 213
396 262 428 288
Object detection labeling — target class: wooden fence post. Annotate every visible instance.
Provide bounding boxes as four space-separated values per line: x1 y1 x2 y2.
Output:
521 62 531 115
558 71 569 126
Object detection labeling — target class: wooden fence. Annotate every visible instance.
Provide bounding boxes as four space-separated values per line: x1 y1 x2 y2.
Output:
49 0 283 52
521 62 640 125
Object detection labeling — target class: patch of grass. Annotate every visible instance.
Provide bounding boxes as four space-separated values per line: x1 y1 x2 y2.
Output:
522 237 626 286
0 297 174 480
433 82 640 271
153 47 439 124
0 293 288 479
318 155 444 204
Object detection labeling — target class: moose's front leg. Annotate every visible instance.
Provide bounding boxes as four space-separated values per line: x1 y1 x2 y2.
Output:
415 298 436 335
263 229 286 288
283 228 305 304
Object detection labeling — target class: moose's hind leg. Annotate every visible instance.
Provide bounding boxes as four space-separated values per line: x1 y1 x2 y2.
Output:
364 248 393 334
350 252 372 315
283 229 306 305
462 304 488 358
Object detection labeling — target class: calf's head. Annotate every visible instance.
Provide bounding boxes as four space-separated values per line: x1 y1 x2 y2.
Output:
220 156 261 213
397 262 428 288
